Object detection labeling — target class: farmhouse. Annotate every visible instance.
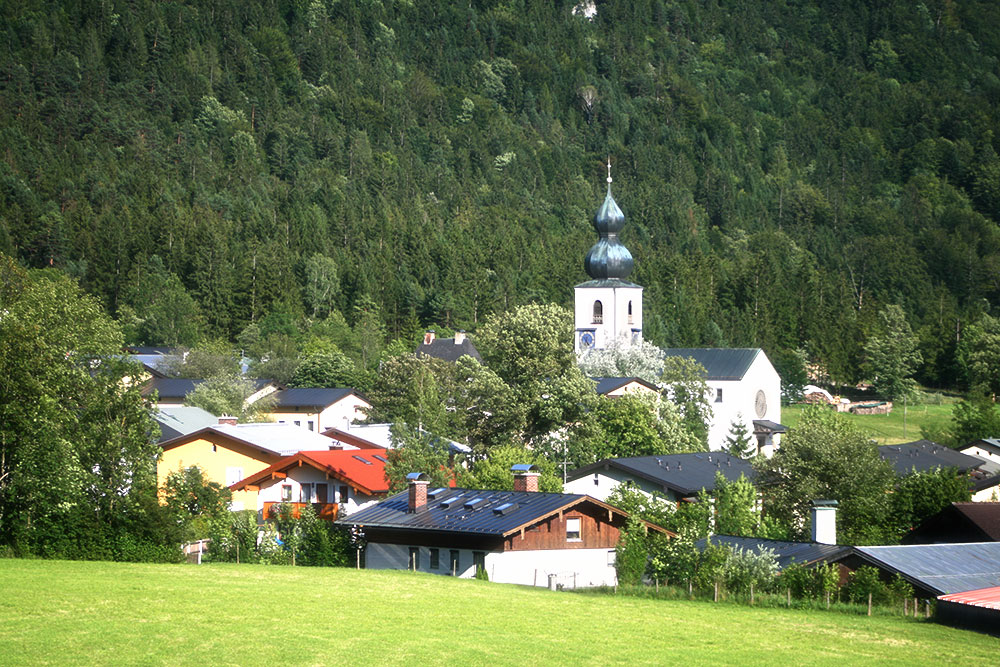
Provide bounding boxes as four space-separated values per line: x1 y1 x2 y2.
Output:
228 449 389 522
961 438 1000 467
339 466 671 588
572 167 783 454
877 440 985 476
415 330 482 363
266 387 370 433
563 453 755 503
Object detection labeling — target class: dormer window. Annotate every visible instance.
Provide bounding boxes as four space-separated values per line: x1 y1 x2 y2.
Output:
593 300 603 324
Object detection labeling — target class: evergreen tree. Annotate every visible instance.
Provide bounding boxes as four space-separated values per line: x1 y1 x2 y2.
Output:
722 415 754 460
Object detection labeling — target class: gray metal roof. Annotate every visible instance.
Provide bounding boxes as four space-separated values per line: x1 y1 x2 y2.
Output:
567 453 755 497
154 406 218 443
753 420 788 433
878 440 985 476
591 377 659 395
271 387 357 409
661 348 761 381
142 377 276 400
697 535 850 570
336 488 597 536
415 338 483 363
852 543 1000 595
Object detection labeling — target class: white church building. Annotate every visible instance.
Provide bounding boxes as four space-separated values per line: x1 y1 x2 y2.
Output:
574 166 784 455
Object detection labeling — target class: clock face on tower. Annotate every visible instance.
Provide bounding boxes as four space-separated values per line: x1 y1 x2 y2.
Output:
755 390 767 418
580 331 595 348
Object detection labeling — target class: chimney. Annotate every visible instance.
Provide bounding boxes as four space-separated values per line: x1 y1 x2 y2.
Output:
811 500 838 545
407 472 429 512
423 330 436 345
218 416 238 426
454 330 466 345
512 464 540 493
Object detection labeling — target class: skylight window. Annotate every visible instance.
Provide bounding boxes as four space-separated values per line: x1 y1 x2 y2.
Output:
464 498 485 510
427 487 447 499
373 455 388 463
493 502 517 516
352 455 372 465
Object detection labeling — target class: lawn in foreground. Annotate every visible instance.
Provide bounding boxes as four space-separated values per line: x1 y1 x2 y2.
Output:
1 560 997 665
781 402 955 445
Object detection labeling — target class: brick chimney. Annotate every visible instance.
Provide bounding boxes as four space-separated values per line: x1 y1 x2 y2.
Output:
512 464 540 493
454 330 466 345
423 330 436 345
811 500 838 545
407 472 430 512
218 416 238 426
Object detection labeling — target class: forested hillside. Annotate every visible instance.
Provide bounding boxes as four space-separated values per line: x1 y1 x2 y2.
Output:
2 0 999 388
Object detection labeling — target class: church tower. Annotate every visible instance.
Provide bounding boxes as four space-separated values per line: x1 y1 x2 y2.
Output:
575 162 643 353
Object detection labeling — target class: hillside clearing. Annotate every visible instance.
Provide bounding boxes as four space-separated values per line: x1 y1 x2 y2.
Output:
781 402 955 445
0 560 995 665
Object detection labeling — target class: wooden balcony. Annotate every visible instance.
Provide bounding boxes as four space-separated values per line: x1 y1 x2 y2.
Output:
263 501 339 521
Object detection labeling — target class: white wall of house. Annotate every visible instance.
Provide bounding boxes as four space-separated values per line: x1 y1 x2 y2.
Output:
703 351 782 455
256 466 380 518
563 469 680 503
961 444 1000 466
271 395 371 433
364 542 619 588
574 285 643 352
971 484 1000 503
603 381 658 398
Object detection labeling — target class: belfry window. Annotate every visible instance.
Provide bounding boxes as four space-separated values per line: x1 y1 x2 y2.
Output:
593 300 603 324
628 301 633 324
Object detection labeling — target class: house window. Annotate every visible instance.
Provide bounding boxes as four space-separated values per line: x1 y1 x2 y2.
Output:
430 548 440 570
225 467 243 486
715 388 723 403
593 300 603 324
281 484 292 502
409 547 420 570
473 551 486 575
593 473 599 486
566 517 582 542
294 420 301 427
338 485 349 504
450 550 460 576
607 550 616 566
307 420 314 431
315 483 328 504
301 483 314 503
212 444 217 452
628 301 633 324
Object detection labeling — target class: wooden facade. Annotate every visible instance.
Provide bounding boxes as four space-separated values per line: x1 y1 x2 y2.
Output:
504 502 626 551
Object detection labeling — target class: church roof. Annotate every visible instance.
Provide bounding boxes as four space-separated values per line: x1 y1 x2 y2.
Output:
662 348 762 381
584 165 634 281
574 278 643 289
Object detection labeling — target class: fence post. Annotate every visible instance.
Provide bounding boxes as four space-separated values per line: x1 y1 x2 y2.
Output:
925 601 930 618
786 588 791 607
714 581 719 602
913 597 918 618
688 579 693 598
655 580 659 593
867 592 872 617
904 598 908 616
750 583 754 606
825 591 830 609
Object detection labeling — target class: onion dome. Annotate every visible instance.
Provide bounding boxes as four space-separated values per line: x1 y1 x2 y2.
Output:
584 162 634 280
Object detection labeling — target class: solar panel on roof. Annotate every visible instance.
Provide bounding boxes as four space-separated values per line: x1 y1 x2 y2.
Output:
352 455 372 465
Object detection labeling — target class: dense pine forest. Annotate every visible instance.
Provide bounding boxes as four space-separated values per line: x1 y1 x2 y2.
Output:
2 0 1000 389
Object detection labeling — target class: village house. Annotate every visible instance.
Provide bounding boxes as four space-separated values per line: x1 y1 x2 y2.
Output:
563 452 755 503
591 376 659 397
415 330 483 363
228 449 389 522
338 465 671 588
142 377 280 409
266 387 370 433
901 502 1000 544
157 418 353 511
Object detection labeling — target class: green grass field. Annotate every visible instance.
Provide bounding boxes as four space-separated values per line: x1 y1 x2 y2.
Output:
781 402 956 445
1 560 996 665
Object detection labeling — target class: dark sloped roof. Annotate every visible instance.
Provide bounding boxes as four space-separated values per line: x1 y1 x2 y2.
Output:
697 535 850 570
972 473 1000 492
902 503 1000 544
661 348 761 381
567 453 754 498
142 377 277 400
851 543 1000 595
591 377 659 395
753 420 788 433
416 338 483 363
878 440 984 475
154 406 218 444
271 387 358 409
336 487 667 538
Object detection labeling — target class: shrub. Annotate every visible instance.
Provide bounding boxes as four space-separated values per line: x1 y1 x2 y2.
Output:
846 566 889 605
615 516 649 586
723 546 778 595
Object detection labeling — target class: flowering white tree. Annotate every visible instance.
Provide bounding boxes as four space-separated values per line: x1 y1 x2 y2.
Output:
576 335 666 385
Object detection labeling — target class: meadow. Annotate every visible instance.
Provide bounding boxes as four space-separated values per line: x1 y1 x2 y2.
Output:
0 560 996 665
781 401 956 445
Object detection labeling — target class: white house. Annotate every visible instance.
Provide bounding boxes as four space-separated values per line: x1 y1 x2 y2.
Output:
338 467 671 588
266 387 370 433
662 348 784 455
229 449 388 522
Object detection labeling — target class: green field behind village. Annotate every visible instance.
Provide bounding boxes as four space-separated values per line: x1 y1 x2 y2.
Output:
0 560 995 665
781 402 957 445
